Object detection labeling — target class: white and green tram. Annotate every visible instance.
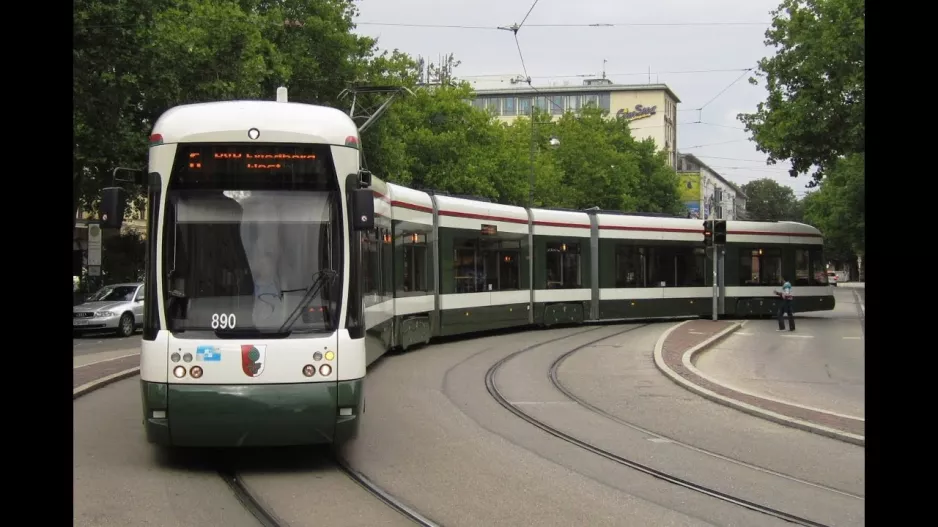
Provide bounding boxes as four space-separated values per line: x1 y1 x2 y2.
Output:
102 89 377 447
100 89 836 449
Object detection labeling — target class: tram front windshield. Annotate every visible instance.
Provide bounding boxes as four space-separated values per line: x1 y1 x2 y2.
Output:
161 144 342 338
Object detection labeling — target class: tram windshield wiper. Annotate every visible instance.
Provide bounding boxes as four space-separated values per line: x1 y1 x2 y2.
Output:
278 269 337 334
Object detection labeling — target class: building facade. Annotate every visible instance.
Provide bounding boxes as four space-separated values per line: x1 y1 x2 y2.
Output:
468 78 680 168
676 153 747 220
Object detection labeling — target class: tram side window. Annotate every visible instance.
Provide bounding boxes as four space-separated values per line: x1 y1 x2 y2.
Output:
454 239 482 293
361 229 382 299
545 242 582 289
794 249 810 286
809 246 827 285
647 247 678 287
675 247 706 287
738 248 783 286
401 232 428 293
614 245 645 287
453 238 522 293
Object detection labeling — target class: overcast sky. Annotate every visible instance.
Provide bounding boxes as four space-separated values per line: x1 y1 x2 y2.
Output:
351 0 810 199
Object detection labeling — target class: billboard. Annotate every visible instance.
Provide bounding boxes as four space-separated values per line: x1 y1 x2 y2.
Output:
677 172 701 218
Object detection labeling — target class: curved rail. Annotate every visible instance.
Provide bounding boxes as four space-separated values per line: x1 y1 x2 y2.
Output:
74 370 439 527
485 323 831 527
548 342 864 501
334 454 441 527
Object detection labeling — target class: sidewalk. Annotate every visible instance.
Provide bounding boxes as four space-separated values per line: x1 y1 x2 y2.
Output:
653 319 864 446
73 354 139 390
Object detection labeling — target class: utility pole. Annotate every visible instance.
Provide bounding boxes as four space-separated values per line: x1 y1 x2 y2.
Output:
529 106 536 208
706 195 718 321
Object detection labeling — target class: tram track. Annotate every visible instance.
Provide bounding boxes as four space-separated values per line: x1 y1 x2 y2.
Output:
548 341 865 502
73 370 440 527
485 323 834 527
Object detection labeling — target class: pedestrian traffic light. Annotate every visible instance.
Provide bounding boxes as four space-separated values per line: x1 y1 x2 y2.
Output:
714 220 727 245
702 220 712 246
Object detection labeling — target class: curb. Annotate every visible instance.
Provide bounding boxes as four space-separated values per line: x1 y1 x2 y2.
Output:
73 367 140 400
653 321 865 447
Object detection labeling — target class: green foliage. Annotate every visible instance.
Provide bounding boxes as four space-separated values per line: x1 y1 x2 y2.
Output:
365 93 682 214
739 178 802 221
74 0 380 221
738 0 864 183
75 0 683 227
802 153 864 259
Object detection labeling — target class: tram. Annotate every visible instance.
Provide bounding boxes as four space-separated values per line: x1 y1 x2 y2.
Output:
99 89 833 448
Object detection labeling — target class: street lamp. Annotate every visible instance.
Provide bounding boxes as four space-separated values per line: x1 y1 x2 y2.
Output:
528 110 561 208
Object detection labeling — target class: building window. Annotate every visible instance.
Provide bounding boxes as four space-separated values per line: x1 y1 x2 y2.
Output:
484 98 500 114
518 97 532 116
401 232 428 293
582 94 599 108
545 242 581 289
503 97 516 116
550 95 564 115
454 238 522 293
599 93 610 111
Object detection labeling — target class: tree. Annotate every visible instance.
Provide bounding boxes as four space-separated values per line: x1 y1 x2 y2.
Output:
73 0 388 226
802 153 864 260
538 106 682 213
740 178 802 221
738 0 864 184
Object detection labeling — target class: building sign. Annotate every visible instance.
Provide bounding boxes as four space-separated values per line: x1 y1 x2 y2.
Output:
615 104 657 122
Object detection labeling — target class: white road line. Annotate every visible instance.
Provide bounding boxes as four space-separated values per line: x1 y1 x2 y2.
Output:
688 331 706 335
781 334 813 338
734 332 753 336
647 437 673 444
509 401 577 405
73 352 140 369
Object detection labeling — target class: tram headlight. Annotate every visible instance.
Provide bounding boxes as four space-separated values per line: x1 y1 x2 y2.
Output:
171 352 181 363
303 364 316 377
190 366 203 379
183 353 193 363
313 352 323 361
173 366 186 378
319 364 332 376
325 351 335 361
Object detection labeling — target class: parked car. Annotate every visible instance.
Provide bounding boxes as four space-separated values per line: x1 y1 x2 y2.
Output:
73 282 144 337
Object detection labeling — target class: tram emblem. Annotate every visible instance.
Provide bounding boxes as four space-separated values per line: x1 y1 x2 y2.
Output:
241 345 267 377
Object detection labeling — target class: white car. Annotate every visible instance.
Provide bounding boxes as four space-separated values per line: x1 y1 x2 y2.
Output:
73 282 144 337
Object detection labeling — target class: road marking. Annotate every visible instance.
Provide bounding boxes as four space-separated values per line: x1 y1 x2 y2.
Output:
647 437 673 444
689 331 706 335
510 401 577 405
780 334 813 338
73 352 139 369
843 336 862 340
734 332 753 336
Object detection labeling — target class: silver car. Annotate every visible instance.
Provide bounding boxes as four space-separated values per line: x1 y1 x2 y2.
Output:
73 282 145 338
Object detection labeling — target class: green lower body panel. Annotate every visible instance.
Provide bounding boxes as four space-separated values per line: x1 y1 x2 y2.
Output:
397 315 432 349
141 379 364 447
599 298 710 319
536 302 588 326
440 302 531 336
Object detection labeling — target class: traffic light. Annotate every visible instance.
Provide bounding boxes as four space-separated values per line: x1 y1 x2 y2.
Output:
713 220 727 245
702 220 713 246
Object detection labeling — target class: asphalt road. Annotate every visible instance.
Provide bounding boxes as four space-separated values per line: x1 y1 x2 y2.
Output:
74 314 864 526
695 288 864 418
74 377 408 527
